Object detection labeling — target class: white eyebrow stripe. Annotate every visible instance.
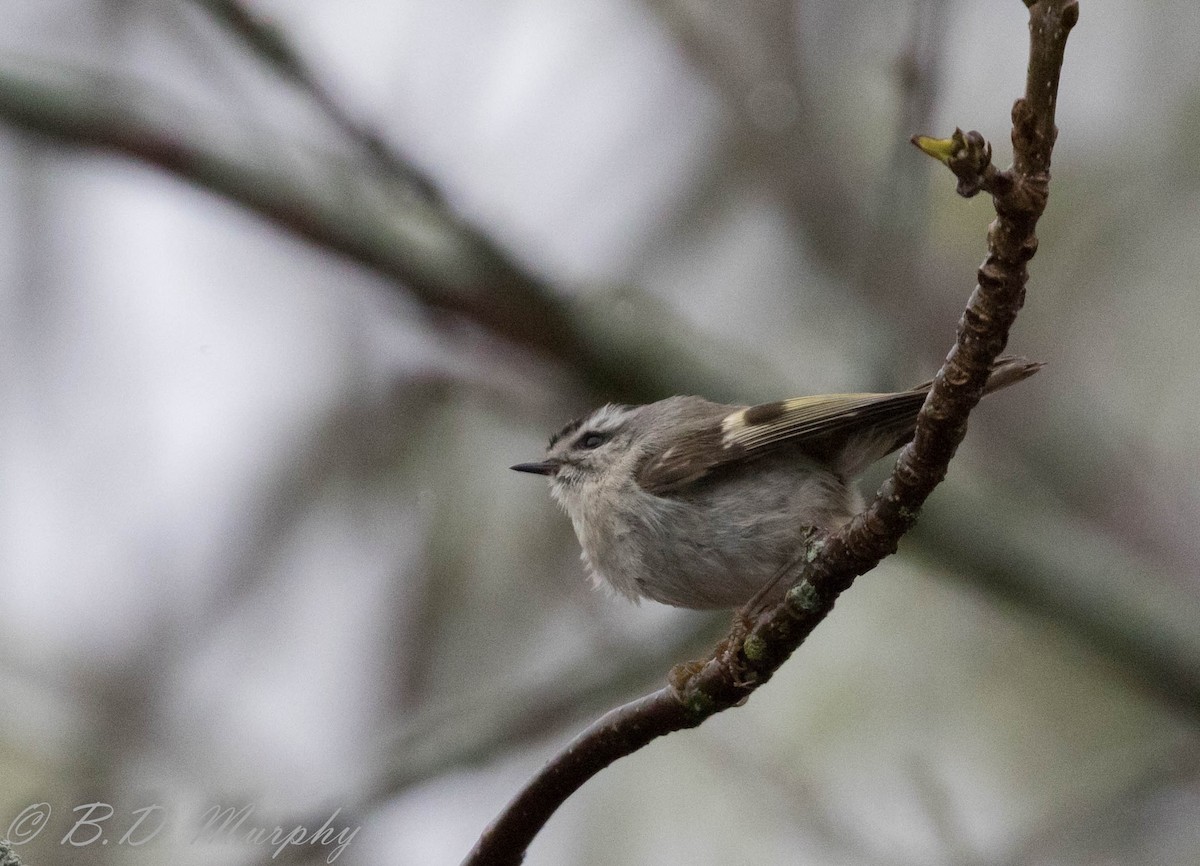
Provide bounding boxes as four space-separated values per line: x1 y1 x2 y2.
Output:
571 404 637 443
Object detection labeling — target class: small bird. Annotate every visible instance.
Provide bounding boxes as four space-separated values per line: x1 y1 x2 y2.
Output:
513 356 1042 610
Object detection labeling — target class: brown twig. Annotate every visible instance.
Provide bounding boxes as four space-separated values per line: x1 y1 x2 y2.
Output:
463 1 1078 862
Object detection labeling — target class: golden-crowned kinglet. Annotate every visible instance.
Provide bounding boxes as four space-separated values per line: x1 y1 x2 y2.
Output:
513 356 1041 609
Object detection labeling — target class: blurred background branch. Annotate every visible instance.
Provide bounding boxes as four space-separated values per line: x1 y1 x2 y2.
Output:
1 0 1198 863
190 0 443 200
3 34 1197 728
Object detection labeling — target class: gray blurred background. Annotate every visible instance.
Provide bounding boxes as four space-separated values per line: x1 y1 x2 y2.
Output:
1 0 1198 864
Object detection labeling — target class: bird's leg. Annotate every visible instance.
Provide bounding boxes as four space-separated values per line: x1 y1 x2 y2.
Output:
739 547 809 620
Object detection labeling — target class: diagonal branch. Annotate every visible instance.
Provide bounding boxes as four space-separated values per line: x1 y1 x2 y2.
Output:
0 59 738 405
463 1 1079 863
190 0 442 201
0 54 774 407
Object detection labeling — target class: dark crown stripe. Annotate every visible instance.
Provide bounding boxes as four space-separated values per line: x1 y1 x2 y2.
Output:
548 418 583 448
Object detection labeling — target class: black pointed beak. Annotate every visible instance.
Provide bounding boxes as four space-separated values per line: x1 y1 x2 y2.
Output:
511 460 557 476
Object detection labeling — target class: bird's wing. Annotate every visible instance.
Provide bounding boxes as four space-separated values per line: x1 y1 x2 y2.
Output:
636 390 929 496
719 390 928 452
635 356 1042 496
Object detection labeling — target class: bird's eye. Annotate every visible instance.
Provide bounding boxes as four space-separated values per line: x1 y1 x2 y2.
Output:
579 432 607 449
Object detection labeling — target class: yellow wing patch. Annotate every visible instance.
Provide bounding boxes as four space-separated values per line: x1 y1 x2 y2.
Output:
721 392 926 452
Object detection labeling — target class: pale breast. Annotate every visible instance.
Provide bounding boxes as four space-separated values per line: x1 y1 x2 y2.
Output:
582 454 857 609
